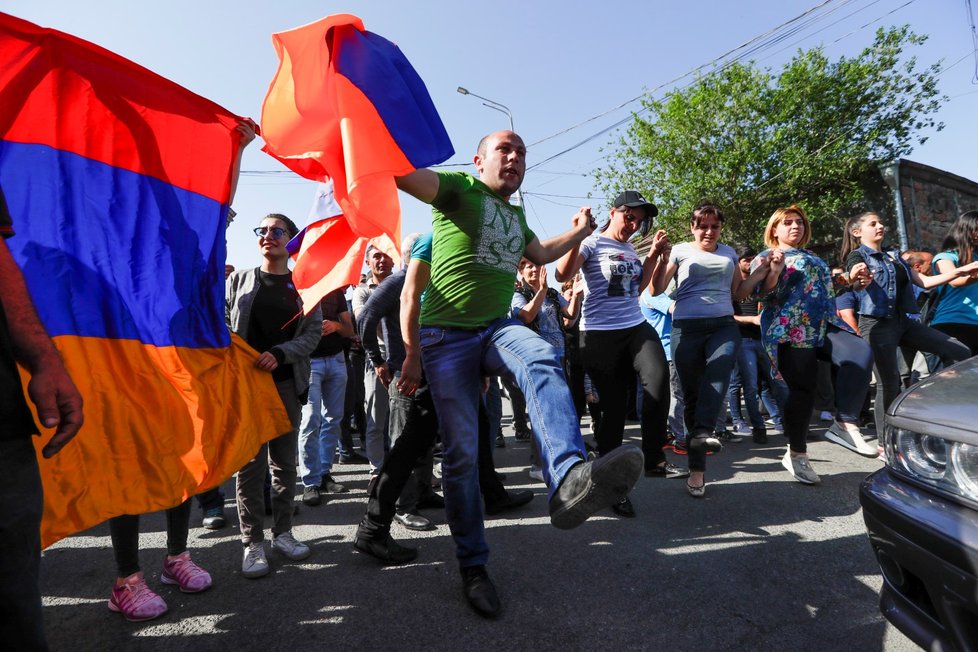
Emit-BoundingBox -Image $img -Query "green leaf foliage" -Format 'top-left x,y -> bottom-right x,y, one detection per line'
595,26 -> 946,249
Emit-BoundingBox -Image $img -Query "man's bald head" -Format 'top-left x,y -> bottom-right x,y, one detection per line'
473,131 -> 526,199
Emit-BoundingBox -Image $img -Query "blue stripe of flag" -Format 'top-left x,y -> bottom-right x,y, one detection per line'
0,140 -> 230,348
332,26 -> 454,169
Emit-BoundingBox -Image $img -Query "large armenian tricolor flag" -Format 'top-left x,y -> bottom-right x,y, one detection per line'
0,13 -> 290,546
261,14 -> 453,312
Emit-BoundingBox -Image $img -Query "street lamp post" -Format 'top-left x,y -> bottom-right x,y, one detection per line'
457,86 -> 523,209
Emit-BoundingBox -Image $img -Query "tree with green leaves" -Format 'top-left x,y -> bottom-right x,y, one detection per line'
595,26 -> 946,249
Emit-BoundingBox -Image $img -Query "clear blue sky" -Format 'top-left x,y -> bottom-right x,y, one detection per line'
7,0 -> 977,270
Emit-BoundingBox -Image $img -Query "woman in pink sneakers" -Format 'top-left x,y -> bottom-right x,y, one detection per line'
107,506 -> 212,621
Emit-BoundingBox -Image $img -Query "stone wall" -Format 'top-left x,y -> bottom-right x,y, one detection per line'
891,159 -> 978,253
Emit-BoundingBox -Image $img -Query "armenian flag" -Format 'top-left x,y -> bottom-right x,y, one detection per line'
261,14 -> 453,312
0,13 -> 290,547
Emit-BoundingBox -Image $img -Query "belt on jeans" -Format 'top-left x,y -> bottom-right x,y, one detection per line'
423,325 -> 484,332
313,351 -> 344,358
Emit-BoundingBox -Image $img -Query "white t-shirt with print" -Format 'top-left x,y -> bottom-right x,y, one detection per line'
578,233 -> 645,331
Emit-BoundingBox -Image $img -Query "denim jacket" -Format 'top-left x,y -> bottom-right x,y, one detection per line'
226,267 -> 322,399
850,245 -> 918,319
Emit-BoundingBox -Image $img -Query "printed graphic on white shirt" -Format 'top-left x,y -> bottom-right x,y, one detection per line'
604,251 -> 642,297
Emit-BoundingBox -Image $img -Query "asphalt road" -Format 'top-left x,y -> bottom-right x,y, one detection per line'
39,415 -> 918,652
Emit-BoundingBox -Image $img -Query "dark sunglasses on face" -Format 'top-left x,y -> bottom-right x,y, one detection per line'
615,208 -> 644,223
253,226 -> 289,239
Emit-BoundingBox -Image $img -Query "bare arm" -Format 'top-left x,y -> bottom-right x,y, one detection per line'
562,275 -> 584,325
397,259 -> 430,396
933,259 -> 978,289
395,169 -> 440,204
839,308 -> 860,335
639,230 -> 671,294
516,267 -> 550,325
228,119 -> 257,206
733,256 -> 771,301
733,314 -> 762,326
328,311 -> 355,339
650,254 -> 678,297
0,239 -> 83,457
554,247 -> 585,284
761,249 -> 785,294
526,207 -> 596,266
911,259 -> 978,289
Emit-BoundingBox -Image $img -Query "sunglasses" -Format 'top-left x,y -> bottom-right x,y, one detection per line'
615,207 -> 645,223
253,226 -> 289,239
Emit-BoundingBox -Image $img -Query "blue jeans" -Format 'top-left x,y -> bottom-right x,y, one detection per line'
671,317 -> 741,471
298,353 -> 347,487
734,338 -> 787,430
420,319 -> 587,567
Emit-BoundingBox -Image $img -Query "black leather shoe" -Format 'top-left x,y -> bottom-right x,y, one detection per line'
752,427 -> 768,444
339,451 -> 369,464
611,496 -> 636,518
461,565 -> 501,618
302,486 -> 322,506
688,433 -> 723,453
394,512 -> 435,531
353,534 -> 418,565
416,492 -> 445,510
485,489 -> 534,516
549,444 -> 643,530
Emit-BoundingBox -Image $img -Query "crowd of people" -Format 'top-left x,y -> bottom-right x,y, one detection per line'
5,127 -> 978,647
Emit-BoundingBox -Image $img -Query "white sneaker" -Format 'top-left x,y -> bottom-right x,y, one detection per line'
271,531 -> 311,561
819,411 -> 834,422
528,465 -> 545,483
782,450 -> 820,484
825,421 -> 879,458
242,542 -> 269,578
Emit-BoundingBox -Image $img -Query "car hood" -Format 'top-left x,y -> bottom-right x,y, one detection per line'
888,356 -> 978,442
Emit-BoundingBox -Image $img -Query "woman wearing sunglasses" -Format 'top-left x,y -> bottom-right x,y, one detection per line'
556,191 -> 685,519
226,214 -> 322,579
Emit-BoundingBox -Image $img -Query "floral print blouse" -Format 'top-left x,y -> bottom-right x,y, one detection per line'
750,247 -> 854,373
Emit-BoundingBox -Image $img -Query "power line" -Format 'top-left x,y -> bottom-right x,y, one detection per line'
520,194 -> 551,238
966,0 -> 978,82
525,0 -> 860,172
526,0 -> 848,150
527,0 -> 923,174
828,0 -> 917,45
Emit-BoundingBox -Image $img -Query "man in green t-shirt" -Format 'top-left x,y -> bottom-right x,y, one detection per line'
394,130 -> 643,618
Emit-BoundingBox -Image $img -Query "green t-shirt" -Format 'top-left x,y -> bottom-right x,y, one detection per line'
420,171 -> 536,328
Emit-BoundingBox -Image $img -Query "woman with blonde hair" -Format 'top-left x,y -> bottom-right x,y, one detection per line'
749,206 -> 876,484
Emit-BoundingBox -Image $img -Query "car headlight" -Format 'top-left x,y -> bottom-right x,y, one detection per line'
887,427 -> 978,503
894,429 -> 947,480
950,443 -> 978,496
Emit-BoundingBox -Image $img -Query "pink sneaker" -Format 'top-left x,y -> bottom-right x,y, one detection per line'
161,551 -> 213,593
108,571 -> 168,622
